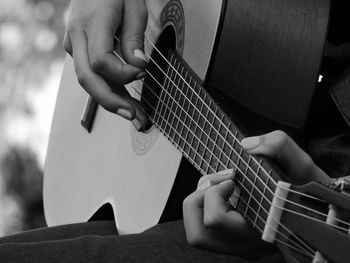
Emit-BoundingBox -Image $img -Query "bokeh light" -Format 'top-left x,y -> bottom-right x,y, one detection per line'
0,0 -> 69,236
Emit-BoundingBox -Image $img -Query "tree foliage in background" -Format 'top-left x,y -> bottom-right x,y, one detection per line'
1,146 -> 45,232
0,0 -> 69,235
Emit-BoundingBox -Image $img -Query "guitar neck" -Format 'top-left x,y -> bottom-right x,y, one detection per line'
145,50 -> 281,232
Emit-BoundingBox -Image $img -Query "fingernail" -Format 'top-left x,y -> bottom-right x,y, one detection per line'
197,180 -> 212,191
241,136 -> 261,150
116,109 -> 133,121
219,180 -> 233,185
132,118 -> 142,131
218,168 -> 234,176
134,49 -> 148,62
136,72 -> 146,80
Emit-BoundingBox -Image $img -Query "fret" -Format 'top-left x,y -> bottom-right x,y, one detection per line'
174,67 -> 184,145
177,70 -> 189,150
240,155 -> 251,209
231,131 -> 239,170
243,173 -> 256,218
187,76 -> 198,163
172,64 -> 185,144
202,97 -> 211,133
224,123 -> 233,168
213,112 -> 225,171
182,75 -> 195,156
153,54 -> 172,126
190,81 -> 203,169
164,59 -> 180,136
157,55 -> 175,130
196,93 -> 208,170
208,107 -> 219,171
191,81 -> 201,133
207,104 -> 218,157
221,122 -> 231,169
254,165 -> 269,227
227,138 -> 234,170
154,71 -> 169,127
190,81 -> 198,133
166,60 -> 181,139
199,100 -> 212,172
229,145 -> 244,209
244,158 -> 259,218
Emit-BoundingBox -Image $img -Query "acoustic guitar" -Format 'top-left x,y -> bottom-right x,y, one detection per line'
44,0 -> 350,262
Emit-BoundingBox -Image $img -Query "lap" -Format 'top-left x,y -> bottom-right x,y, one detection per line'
0,220 -> 283,263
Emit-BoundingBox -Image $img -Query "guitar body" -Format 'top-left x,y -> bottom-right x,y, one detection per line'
44,0 -> 224,234
44,0 -> 329,239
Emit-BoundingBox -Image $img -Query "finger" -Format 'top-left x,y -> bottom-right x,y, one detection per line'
241,130 -> 331,184
197,169 -> 234,190
86,11 -> 143,85
183,186 -> 261,254
130,98 -> 150,131
183,190 -> 232,251
69,28 -> 136,119
121,0 -> 148,67
203,181 -> 259,241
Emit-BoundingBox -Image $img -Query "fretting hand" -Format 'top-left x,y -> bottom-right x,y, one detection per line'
183,130 -> 332,256
63,0 -> 149,131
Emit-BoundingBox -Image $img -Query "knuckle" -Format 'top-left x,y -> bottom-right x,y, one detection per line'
197,176 -> 207,187
203,212 -> 222,229
301,154 -> 315,172
90,53 -> 108,73
75,70 -> 89,88
126,33 -> 145,47
270,130 -> 289,151
272,130 -> 288,142
183,195 -> 194,208
100,100 -> 117,113
186,234 -> 203,247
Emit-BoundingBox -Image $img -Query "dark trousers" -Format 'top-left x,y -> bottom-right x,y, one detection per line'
0,220 -> 282,262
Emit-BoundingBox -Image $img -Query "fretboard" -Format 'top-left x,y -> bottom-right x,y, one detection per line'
146,50 -> 280,232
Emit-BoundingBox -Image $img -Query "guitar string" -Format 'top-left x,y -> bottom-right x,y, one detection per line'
143,35 -> 277,185
144,68 -> 350,232
144,51 -> 337,215
129,79 -> 316,256
229,175 -> 315,255
114,47 -> 350,232
111,35 -> 346,258
110,40 -> 350,251
142,35 -> 330,205
134,69 -> 350,234
115,35 -> 327,205
144,86 -> 314,257
235,196 -> 315,257
144,47 -> 279,192
128,37 -> 350,230
114,35 -> 279,190
142,35 -> 335,205
112,45 -> 350,233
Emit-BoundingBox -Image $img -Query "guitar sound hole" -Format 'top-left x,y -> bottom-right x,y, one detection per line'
142,26 -> 176,129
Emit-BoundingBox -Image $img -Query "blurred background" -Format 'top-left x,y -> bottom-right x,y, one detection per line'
0,0 -> 69,236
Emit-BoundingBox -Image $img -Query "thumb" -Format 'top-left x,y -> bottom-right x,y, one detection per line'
121,0 -> 148,68
241,130 -> 331,184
